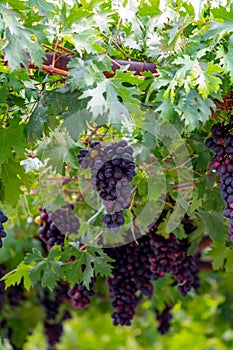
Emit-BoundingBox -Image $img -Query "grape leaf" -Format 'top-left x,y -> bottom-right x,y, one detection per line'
1,262 -> 32,291
217,37 -> 233,84
1,0 -> 30,11
28,260 -> 63,291
87,247 -> 114,278
62,245 -> 114,288
211,4 -> 233,20
0,160 -> 32,207
27,86 -> 82,143
137,0 -> 161,16
207,241 -> 226,270
193,62 -> 222,98
203,20 -> 233,40
62,28 -> 104,56
37,129 -> 79,172
198,211 -> 227,243
25,248 -> 63,291
225,249 -> 233,272
156,96 -> 177,122
176,90 -> 215,131
0,3 -> 45,70
164,55 -> 196,101
80,68 -> 143,124
62,251 -> 90,288
0,118 -> 27,166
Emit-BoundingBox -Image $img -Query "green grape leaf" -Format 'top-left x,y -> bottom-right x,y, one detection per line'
217,37 -> 233,84
225,248 -> 233,272
25,248 -> 63,291
207,241 -> 226,270
194,62 -> 222,98
137,0 -> 161,16
0,4 -> 45,70
211,5 -> 233,21
62,245 -> 113,288
1,262 -> 32,291
198,211 -> 227,243
0,118 -> 27,166
87,247 -> 114,278
156,96 -> 177,122
80,68 -> 143,124
203,20 -> 233,40
0,160 -> 32,207
62,28 -> 105,56
1,0 -> 30,11
37,129 -> 79,173
27,86 -> 82,143
176,90 -> 215,131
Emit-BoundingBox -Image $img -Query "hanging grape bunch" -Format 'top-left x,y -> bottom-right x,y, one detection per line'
38,205 -> 79,249
37,283 -> 71,349
155,305 -> 173,335
205,120 -> 233,240
67,277 -> 96,309
0,209 -> 8,248
104,211 -> 200,327
77,140 -> 136,232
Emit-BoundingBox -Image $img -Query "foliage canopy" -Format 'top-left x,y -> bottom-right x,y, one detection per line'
1,0 -> 233,349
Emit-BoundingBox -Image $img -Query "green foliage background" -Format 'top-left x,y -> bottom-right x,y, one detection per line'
1,0 -> 233,348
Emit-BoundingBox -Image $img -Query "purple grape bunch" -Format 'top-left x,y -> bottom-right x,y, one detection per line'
205,121 -> 233,240
67,277 -> 95,309
38,205 -> 79,249
155,305 -> 173,334
104,211 -> 200,327
0,209 -> 8,248
77,140 -> 136,232
37,283 -> 71,349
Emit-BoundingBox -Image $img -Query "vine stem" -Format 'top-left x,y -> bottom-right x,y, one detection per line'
196,260 -> 213,271
41,64 -> 69,76
197,236 -> 213,252
87,204 -> 105,225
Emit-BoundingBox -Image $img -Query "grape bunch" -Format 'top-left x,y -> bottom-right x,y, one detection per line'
105,241 -> 146,326
155,305 -> 173,334
205,121 -> 233,240
37,283 -> 71,349
48,204 -> 80,235
148,223 -> 200,297
104,210 -> 200,327
0,209 -> 8,248
67,278 -> 95,309
77,140 -> 136,232
38,205 -> 79,249
44,322 -> 63,350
